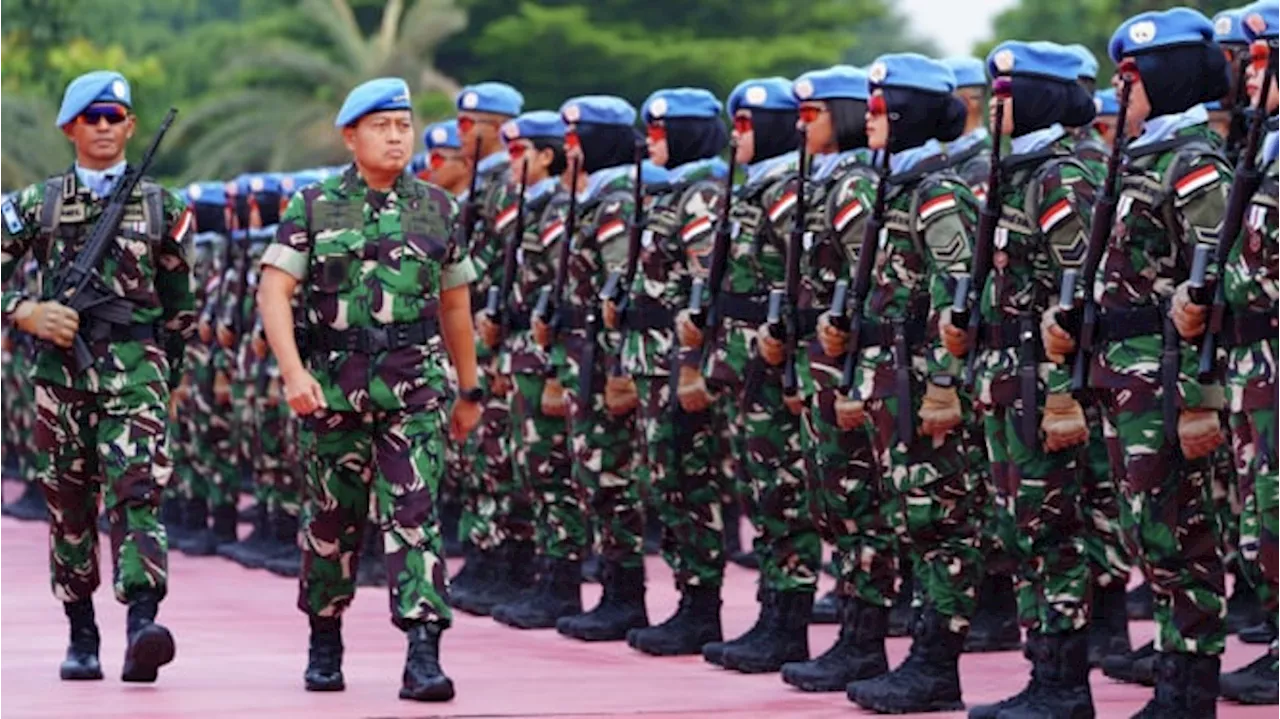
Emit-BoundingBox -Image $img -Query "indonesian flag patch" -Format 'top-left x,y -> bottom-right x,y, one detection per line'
833,199 -> 864,233
596,218 -> 626,244
680,215 -> 713,243
767,190 -> 798,223
171,207 -> 194,240
1174,165 -> 1220,198
1038,198 -> 1072,234
494,204 -> 518,234
918,193 -> 957,222
539,219 -> 565,247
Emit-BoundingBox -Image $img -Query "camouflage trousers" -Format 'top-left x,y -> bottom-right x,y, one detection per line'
1080,396 -> 1132,589
1230,405 -> 1278,615
865,388 -> 983,628
297,405 -> 451,628
5,348 -> 39,485
801,377 -> 898,608
194,383 -> 238,509
983,402 -> 1090,634
254,384 -> 302,517
1099,386 -> 1226,655
35,382 -> 170,604
639,373 -> 727,584
511,372 -> 583,560
570,367 -> 642,568
743,360 -> 820,594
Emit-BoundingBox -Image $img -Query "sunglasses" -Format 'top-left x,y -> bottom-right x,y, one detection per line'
646,123 -> 666,142
867,95 -> 888,117
456,115 -> 499,134
565,130 -> 581,151
429,151 -> 460,170
732,116 -> 753,134
798,105 -> 828,124
79,105 -> 129,126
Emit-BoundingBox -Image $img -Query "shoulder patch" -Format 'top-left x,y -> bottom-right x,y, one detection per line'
2,197 -> 24,234
918,192 -> 958,222
494,203 -> 519,234
833,199 -> 865,233
1174,164 -> 1220,198
1038,198 -> 1072,234
539,219 -> 566,247
596,217 -> 627,244
767,190 -> 798,223
680,215 -> 714,243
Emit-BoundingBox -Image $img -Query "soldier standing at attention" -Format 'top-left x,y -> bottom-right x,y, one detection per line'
1,70 -> 195,683
257,77 -> 482,702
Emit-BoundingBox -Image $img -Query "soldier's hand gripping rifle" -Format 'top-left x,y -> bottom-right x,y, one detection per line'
1193,40 -> 1276,380
685,138 -> 738,374
486,156 -> 530,348
1059,59 -> 1138,391
838,123 -> 893,395
772,130 -> 808,398
534,155 -> 582,349
44,107 -> 177,372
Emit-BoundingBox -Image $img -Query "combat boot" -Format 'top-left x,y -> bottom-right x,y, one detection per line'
729,549 -> 760,569
556,561 -> 648,641
1131,651 -> 1219,718
449,543 -> 498,608
216,501 -> 272,568
1088,581 -> 1131,666
723,499 -> 743,558
811,589 -> 840,625
888,567 -> 917,637
722,590 -> 811,673
355,524 -> 386,587
971,629 -> 1094,719
1239,618 -> 1277,644
782,595 -> 889,692
60,598 -> 103,681
847,606 -> 966,714
121,590 -> 175,683
627,584 -> 722,656
263,511 -> 302,578
399,622 -> 454,701
643,512 -> 662,556
491,557 -> 581,629
159,496 -> 183,533
1126,581 -> 1153,620
172,497 -> 205,546
1226,577 -> 1264,634
1220,652 -> 1279,705
453,540 -> 535,616
702,588 -> 774,666
1101,640 -> 1157,686
3,482 -> 49,521
304,616 -> 344,691
964,573 -> 1021,652
440,500 -> 462,558
179,503 -> 237,557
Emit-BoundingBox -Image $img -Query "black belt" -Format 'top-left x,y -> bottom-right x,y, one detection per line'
718,292 -> 771,324
983,318 -> 1037,350
508,312 -> 531,332
1097,306 -> 1163,343
84,321 -> 157,343
797,308 -> 822,337
1225,309 -> 1279,348
623,301 -> 673,331
556,306 -> 588,330
312,317 -> 439,353
857,318 -> 925,350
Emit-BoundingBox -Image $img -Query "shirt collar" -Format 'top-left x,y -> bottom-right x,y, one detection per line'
1130,104 -> 1209,150
668,157 -> 728,184
1010,124 -> 1066,156
950,127 -> 990,155
886,139 -> 944,175
578,164 -> 633,204
478,150 -> 510,176
745,151 -> 798,187
74,160 -> 128,197
810,149 -> 862,182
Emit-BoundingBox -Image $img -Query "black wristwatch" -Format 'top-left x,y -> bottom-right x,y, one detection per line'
459,386 -> 485,403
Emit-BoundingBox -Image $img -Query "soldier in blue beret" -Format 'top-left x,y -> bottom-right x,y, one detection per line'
258,76 -> 482,702
421,120 -> 470,197
1216,8 -> 1260,157
1092,88 -> 1121,146
454,80 -> 522,201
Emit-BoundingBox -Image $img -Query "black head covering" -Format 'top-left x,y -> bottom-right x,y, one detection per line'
578,122 -> 641,173
665,117 -> 729,167
1133,42 -> 1231,117
883,87 -> 967,152
748,108 -> 801,162
828,98 -> 870,151
1011,76 -> 1097,136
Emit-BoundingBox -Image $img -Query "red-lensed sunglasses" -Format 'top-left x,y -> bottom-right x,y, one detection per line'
78,104 -> 129,126
508,141 -> 527,160
646,124 -> 666,142
798,105 -> 827,124
867,95 -> 888,117
457,115 -> 499,134
1250,41 -> 1271,71
565,130 -> 581,150
428,151 -> 452,170
733,116 -> 753,134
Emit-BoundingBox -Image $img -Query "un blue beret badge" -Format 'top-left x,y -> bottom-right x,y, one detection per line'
867,62 -> 888,84
563,104 -> 581,123
461,92 -> 479,110
1129,21 -> 1157,44
794,79 -> 814,100
993,49 -> 1016,74
648,97 -> 668,119
745,86 -> 768,106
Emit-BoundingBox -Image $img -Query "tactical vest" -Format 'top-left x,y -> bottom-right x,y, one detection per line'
38,171 -> 165,265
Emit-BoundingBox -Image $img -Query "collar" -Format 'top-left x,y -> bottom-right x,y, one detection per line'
1130,105 -> 1209,150
578,163 -> 634,204
478,150 -> 510,176
886,139 -> 944,175
1010,124 -> 1066,156
74,160 -> 128,197
668,157 -> 728,184
525,176 -> 558,204
1262,128 -> 1279,167
745,151 -> 797,187
339,163 -> 414,200
810,149 -> 862,182
950,127 -> 990,155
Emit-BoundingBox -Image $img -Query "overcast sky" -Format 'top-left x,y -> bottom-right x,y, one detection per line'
900,0 -> 1021,57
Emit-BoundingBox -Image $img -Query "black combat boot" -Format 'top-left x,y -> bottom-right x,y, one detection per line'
449,543 -> 498,608
627,584 -> 722,656
723,499 -> 743,559
355,524 -> 386,587
453,540 -> 535,616
1102,640 -> 1157,686
173,497 -> 206,546
491,557 -> 582,629
722,590 -> 812,673
1239,617 -> 1278,644
847,606 -> 966,714
581,552 -> 603,583
702,588 -> 773,666
1220,651 -> 1279,705
304,616 -> 344,691
3,482 -> 49,521
180,503 -> 237,557
1131,651 -> 1220,718
60,599 -> 103,681
964,573 -> 1021,652
730,549 -> 760,569
159,496 -> 183,533
811,589 -> 840,625
557,561 -> 648,641
1226,577 -> 1265,634
263,511 -> 302,577
970,629 -> 1095,719
1126,581 -> 1154,620
440,500 -> 462,558
643,512 -> 662,556
399,622 -> 454,701
216,501 -> 272,568
888,567 -> 917,637
782,595 -> 889,692
1088,581 -> 1132,666
121,590 -> 175,683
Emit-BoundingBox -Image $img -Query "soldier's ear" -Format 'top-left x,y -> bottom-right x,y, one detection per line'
342,126 -> 358,153
125,114 -> 137,141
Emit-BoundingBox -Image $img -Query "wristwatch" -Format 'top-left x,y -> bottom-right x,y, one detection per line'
459,386 -> 485,403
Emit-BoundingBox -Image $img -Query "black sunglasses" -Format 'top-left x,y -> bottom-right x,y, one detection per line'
79,105 -> 130,126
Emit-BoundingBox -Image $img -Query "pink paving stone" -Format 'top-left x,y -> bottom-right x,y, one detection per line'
1,507 -> 1275,718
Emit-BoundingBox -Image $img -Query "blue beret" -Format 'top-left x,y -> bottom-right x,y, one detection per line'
409,153 -> 428,174
423,120 -> 462,150
1213,9 -> 1250,45
1065,44 -> 1100,79
793,65 -> 870,102
641,88 -> 723,123
988,41 -> 1085,83
867,53 -> 957,95
1242,0 -> 1279,41
502,110 -> 566,142
1109,8 -> 1217,62
56,71 -> 131,127
1205,99 -> 1226,110
1094,89 -> 1120,116
560,95 -> 637,127
235,173 -> 281,197
185,182 -> 226,207
456,82 -> 523,117
727,77 -> 798,114
942,57 -> 988,88
281,169 -> 328,196
336,77 -> 412,127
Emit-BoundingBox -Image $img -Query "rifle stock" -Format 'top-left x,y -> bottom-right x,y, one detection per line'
841,136 -> 893,397
780,134 -> 808,397
692,140 -> 738,375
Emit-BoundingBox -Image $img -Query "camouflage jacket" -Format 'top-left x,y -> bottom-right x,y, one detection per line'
1090,122 -> 1230,409
494,177 -> 567,376
948,129 -> 993,204
1070,125 -> 1109,179
1223,146 -> 1277,412
261,165 -> 476,413
622,158 -> 726,378
467,155 -> 513,362
851,148 -> 979,400
972,136 -> 1099,404
1,168 -> 196,392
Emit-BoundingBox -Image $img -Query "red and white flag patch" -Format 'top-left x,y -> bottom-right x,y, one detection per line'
494,204 -> 518,234
680,215 -> 713,243
596,218 -> 626,244
1038,198 -> 1072,234
1174,165 -> 1220,198
833,200 -> 864,233
539,219 -> 565,247
767,190 -> 798,223
171,208 -> 194,241
918,193 -> 957,222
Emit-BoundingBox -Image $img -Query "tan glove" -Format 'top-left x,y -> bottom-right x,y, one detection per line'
13,300 -> 80,349
489,372 -> 512,398
1170,282 -> 1207,341
757,323 -> 785,366
783,392 -> 806,416
216,324 -> 235,350
677,364 -> 713,413
603,299 -> 620,331
198,317 -> 214,345
676,309 -> 704,349
835,396 -> 867,430
604,374 -> 639,416
532,316 -> 552,349
477,312 -> 501,350
939,308 -> 969,359
1041,306 -> 1077,364
1178,408 -> 1224,460
541,377 -> 568,417
213,370 -> 232,406
817,312 -> 849,358
1041,392 -> 1088,453
918,382 -> 962,438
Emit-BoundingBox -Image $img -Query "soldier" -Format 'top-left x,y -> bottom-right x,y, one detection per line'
1214,7 -> 1254,161
421,121 -> 470,196
838,54 -> 982,715
1093,90 -> 1120,146
1,70 -> 194,683
940,40 -> 1102,718
1041,9 -> 1233,716
1174,0 -> 1279,705
1066,45 -> 1112,176
1,256 -> 47,521
257,77 -> 482,701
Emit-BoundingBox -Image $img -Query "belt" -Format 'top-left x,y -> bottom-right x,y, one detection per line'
857,318 -> 925,350
797,308 -> 822,337
1097,306 -> 1163,343
556,306 -> 588,331
717,292 -> 771,324
982,318 -> 1038,350
83,321 -> 157,343
623,301 -> 673,331
508,312 -> 531,332
1226,309 -> 1279,348
312,317 -> 439,353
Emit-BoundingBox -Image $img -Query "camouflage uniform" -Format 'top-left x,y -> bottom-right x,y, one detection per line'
262,166 -> 475,628
1,170 -> 196,603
